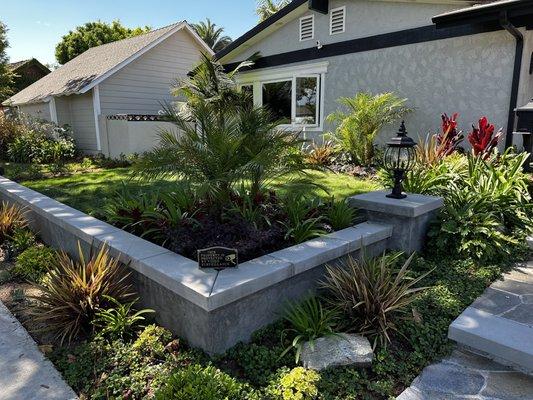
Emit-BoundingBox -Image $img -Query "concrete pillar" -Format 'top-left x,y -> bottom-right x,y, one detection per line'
349,190 -> 444,253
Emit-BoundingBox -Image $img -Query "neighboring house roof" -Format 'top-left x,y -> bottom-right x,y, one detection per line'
4,21 -> 213,106
8,58 -> 50,74
433,0 -> 533,26
216,0 -> 483,62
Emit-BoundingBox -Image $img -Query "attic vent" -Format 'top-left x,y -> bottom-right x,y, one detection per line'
330,6 -> 346,35
300,15 -> 314,41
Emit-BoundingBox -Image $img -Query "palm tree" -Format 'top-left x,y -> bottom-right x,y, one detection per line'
256,0 -> 291,22
192,19 -> 232,53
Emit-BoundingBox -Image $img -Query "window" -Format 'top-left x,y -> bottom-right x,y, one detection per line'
330,6 -> 346,35
295,77 -> 319,125
262,80 -> 292,124
299,15 -> 314,41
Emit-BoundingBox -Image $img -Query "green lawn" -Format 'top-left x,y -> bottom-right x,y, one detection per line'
6,165 -> 380,215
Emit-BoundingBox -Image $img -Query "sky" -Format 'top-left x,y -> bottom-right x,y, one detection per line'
2,0 -> 259,66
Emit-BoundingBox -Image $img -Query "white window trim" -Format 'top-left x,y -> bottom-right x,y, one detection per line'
237,62 -> 328,131
330,6 -> 346,35
299,14 -> 315,42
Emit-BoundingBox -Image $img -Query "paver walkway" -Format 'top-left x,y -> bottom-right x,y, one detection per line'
0,301 -> 77,400
398,348 -> 533,399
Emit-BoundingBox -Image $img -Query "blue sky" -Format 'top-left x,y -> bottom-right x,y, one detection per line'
3,0 -> 258,66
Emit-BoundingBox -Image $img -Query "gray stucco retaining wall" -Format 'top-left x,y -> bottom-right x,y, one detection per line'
0,176 -> 392,354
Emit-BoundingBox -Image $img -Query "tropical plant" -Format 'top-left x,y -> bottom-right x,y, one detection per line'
280,296 -> 339,362
55,20 -> 150,64
468,116 -> 503,158
281,194 -> 326,243
304,140 -> 336,166
155,364 -> 249,400
9,227 -> 36,253
0,21 -> 14,103
30,243 -> 134,344
327,92 -> 411,165
192,19 -> 232,52
12,245 -> 57,282
92,296 -> 154,341
436,113 -> 464,157
0,201 -> 27,243
267,367 -> 320,400
256,0 -> 291,22
322,252 -> 430,348
324,198 -> 356,230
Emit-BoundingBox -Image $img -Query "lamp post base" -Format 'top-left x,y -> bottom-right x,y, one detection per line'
386,192 -> 407,199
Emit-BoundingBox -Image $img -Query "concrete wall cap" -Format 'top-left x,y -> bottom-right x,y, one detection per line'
349,190 -> 444,218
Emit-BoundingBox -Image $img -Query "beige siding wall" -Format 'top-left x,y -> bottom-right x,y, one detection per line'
18,102 -> 51,121
55,97 -> 71,126
68,92 -> 97,151
99,29 -> 204,115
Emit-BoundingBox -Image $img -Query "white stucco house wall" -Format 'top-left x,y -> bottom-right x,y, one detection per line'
217,0 -> 533,150
2,21 -> 213,155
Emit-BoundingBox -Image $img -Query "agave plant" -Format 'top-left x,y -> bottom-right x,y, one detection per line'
321,252 -> 430,348
30,243 -> 134,344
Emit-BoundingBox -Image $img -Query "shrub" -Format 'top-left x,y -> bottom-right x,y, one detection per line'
322,252 -> 430,347
326,92 -> 411,165
0,116 -> 25,155
132,324 -> 173,359
12,245 -> 56,282
155,364 -> 249,400
281,194 -> 326,244
280,296 -> 339,362
9,228 -> 35,253
468,116 -> 503,158
267,367 -> 320,400
30,243 -> 134,344
324,198 -> 356,231
92,296 -> 154,341
304,140 -> 335,166
0,201 -> 28,244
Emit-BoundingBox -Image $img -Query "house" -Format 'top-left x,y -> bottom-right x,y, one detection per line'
216,0 -> 533,150
2,21 -> 213,155
8,58 -> 51,95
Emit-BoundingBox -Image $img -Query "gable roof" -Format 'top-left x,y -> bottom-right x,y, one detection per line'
4,22 -> 213,106
216,0 -> 481,63
9,58 -> 50,75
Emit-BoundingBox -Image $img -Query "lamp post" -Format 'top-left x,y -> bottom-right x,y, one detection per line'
383,121 -> 417,199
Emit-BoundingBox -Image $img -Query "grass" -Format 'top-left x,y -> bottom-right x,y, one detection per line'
2,163 -> 381,216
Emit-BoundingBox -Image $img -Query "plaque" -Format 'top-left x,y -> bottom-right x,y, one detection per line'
197,246 -> 238,270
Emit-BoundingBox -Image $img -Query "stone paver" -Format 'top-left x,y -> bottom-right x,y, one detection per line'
0,301 -> 77,400
397,349 -> 533,400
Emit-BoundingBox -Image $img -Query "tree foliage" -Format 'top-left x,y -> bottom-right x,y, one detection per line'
55,20 -> 150,64
256,0 -> 291,22
192,19 -> 232,53
0,21 -> 14,102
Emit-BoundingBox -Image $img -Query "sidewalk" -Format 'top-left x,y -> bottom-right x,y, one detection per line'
0,301 -> 77,400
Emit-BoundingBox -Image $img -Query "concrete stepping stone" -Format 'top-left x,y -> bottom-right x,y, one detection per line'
0,301 -> 77,400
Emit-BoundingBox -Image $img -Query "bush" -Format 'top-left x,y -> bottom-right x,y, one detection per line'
266,367 -> 320,400
30,243 -> 133,344
155,364 -> 250,400
0,201 -> 28,244
9,228 -> 36,253
12,245 -> 56,282
132,324 -> 173,358
322,252 -> 430,347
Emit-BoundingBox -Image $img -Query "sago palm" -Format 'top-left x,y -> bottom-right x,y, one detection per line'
192,19 -> 232,53
327,92 -> 411,165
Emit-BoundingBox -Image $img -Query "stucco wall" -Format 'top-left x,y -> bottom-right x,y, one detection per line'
99,29 -> 204,116
231,0 -> 462,61
235,29 -> 516,147
18,101 -> 50,121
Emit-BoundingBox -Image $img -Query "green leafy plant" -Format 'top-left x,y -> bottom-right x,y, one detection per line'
9,227 -> 36,253
267,367 -> 320,400
132,324 -> 173,358
327,92 -> 411,165
304,140 -> 336,166
155,364 -> 250,400
92,296 -> 154,340
30,243 -> 134,344
280,296 -> 339,363
0,201 -> 28,244
281,194 -> 326,244
325,198 -> 356,230
322,252 -> 430,348
12,245 -> 56,282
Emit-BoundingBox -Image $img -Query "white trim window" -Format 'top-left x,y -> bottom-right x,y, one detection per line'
238,62 -> 327,130
330,6 -> 346,35
299,15 -> 314,41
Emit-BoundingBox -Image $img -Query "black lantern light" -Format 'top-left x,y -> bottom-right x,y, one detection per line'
383,121 -> 417,199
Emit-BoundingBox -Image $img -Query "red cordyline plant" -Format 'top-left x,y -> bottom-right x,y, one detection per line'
468,116 -> 503,158
436,113 -> 464,157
